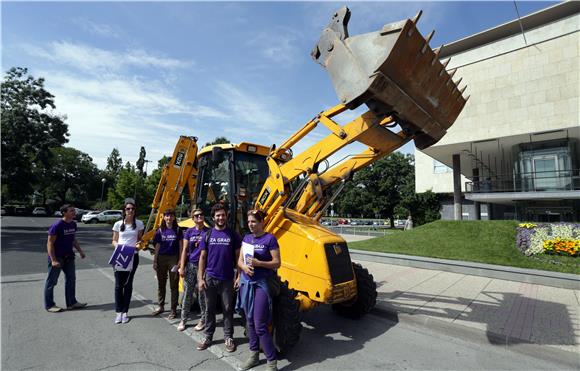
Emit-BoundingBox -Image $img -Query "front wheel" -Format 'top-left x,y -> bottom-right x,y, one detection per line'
89,218 -> 98,224
272,280 -> 302,354
332,262 -> 377,319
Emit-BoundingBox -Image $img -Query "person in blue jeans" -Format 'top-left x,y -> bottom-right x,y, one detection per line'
196,203 -> 241,353
237,210 -> 281,371
44,204 -> 87,313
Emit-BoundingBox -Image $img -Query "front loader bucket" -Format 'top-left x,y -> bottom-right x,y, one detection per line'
312,7 -> 468,149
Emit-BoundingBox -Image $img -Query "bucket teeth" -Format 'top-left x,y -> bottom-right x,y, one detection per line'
431,46 -> 443,65
407,9 -> 423,37
421,30 -> 435,54
459,85 -> 467,95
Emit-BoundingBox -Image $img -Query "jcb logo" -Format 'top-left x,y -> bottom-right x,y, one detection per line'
333,244 -> 342,255
174,151 -> 185,168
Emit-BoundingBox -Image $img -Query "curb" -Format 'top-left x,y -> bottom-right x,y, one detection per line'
350,249 -> 580,290
370,303 -> 580,368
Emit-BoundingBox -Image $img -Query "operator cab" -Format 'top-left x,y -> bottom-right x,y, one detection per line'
195,142 -> 271,234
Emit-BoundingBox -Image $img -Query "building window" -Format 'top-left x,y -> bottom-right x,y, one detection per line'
433,160 -> 452,174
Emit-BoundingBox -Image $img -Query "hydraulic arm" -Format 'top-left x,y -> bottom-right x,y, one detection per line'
138,136 -> 199,249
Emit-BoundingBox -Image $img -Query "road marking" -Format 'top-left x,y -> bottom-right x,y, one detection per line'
90,262 -> 242,370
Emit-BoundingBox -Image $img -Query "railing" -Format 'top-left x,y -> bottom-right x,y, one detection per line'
465,169 -> 580,193
327,225 -> 395,237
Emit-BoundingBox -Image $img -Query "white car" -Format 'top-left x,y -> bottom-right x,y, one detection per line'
32,207 -> 47,216
82,210 -> 123,224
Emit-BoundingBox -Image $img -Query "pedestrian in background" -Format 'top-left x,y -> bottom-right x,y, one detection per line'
44,204 -> 87,313
404,215 -> 413,231
111,199 -> 144,324
152,208 -> 182,319
196,203 -> 241,353
237,210 -> 280,371
177,208 -> 209,332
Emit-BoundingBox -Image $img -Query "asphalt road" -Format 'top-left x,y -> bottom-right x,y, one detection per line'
1,216 -> 574,370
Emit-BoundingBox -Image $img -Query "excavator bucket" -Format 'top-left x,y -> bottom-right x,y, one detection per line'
312,7 -> 468,149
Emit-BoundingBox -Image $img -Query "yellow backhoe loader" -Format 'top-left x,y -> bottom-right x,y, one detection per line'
141,7 -> 468,352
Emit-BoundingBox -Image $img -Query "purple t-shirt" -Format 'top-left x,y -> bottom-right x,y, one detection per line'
183,226 -> 208,264
200,228 -> 241,281
47,219 -> 77,259
242,233 -> 279,281
153,227 -> 182,255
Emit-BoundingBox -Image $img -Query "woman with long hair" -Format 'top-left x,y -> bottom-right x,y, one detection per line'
237,209 -> 281,371
111,200 -> 144,324
177,208 -> 209,332
151,209 -> 182,319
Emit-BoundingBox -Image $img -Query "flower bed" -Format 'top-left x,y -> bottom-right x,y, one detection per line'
516,222 -> 580,257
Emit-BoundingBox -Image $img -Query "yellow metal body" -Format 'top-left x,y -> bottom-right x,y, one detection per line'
139,136 -> 199,250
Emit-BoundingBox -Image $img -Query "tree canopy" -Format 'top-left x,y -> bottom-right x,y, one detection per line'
1,67 -> 69,200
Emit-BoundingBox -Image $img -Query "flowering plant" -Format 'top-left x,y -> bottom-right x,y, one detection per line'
516,222 -> 580,257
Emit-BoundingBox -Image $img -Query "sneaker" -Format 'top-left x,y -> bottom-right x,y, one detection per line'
240,351 -> 259,370
67,302 -> 87,310
224,337 -> 236,353
121,312 -> 130,324
168,310 -> 177,320
177,320 -> 186,332
266,360 -> 278,371
194,321 -> 204,331
196,337 -> 212,351
152,306 -> 164,316
115,313 -> 123,324
47,306 -> 63,313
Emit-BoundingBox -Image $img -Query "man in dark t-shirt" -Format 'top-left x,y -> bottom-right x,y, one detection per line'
197,203 -> 241,353
44,204 -> 87,312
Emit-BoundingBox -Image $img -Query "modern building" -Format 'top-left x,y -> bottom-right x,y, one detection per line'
415,1 -> 579,222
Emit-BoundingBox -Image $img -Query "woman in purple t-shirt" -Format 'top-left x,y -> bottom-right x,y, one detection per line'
177,208 -> 208,332
237,210 -> 281,371
151,209 -> 182,319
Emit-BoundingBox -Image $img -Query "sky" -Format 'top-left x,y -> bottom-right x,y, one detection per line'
2,1 -> 558,170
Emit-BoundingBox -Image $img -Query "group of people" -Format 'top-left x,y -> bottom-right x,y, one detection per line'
44,201 -> 280,371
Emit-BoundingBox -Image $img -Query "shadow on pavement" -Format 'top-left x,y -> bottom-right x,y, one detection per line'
378,290 -> 577,347
281,307 -> 397,370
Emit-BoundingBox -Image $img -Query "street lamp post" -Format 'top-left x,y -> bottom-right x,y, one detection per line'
100,178 -> 107,203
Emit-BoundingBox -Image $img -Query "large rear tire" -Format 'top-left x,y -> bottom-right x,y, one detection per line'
332,262 -> 377,319
272,280 -> 302,354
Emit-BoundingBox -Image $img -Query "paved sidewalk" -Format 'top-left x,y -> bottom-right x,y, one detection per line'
357,259 -> 580,355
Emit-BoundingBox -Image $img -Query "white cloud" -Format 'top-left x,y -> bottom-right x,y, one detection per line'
23,41 -> 192,75
245,27 -> 303,66
213,80 -> 284,130
72,18 -> 121,39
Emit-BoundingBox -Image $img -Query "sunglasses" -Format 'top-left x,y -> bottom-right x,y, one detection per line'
125,207 -> 135,211
193,214 -> 203,218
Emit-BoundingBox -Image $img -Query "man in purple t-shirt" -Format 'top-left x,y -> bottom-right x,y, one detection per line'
44,204 -> 87,313
197,204 -> 241,353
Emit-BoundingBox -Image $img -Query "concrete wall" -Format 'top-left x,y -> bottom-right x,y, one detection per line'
438,14 -> 579,146
415,13 -> 579,194
415,149 -> 469,193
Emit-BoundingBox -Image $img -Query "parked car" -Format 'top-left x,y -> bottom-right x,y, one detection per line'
53,211 -> 62,217
32,207 -> 48,216
82,210 -> 122,224
394,219 -> 406,229
74,208 -> 90,221
1,207 -> 6,216
14,206 -> 28,216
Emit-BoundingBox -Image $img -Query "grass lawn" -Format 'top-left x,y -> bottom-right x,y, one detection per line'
349,220 -> 579,274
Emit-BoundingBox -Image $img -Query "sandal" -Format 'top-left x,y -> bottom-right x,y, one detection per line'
152,306 -> 164,316
168,310 -> 177,320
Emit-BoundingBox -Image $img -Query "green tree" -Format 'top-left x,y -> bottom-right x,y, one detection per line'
108,162 -> 139,209
203,136 -> 230,147
1,67 -> 69,200
35,147 -> 100,204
